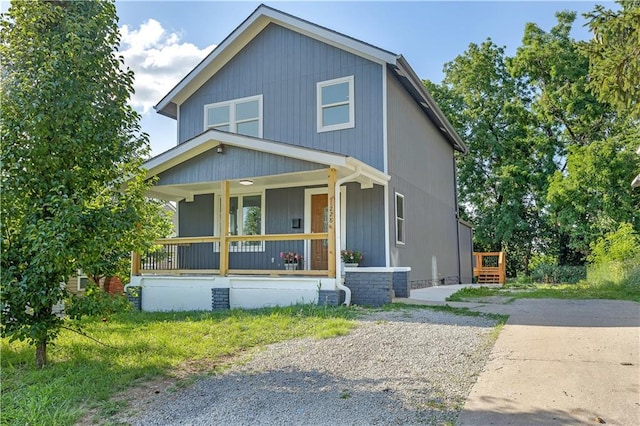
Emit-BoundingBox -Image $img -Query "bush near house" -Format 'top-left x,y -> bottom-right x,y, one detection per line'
530,264 -> 586,284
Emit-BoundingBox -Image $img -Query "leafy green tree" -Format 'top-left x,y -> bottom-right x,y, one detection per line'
510,11 -> 639,259
1,0 -> 166,367
77,196 -> 172,287
589,222 -> 640,264
582,1 -> 640,118
425,40 -> 555,275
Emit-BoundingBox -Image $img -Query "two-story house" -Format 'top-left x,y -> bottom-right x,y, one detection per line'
129,4 -> 473,311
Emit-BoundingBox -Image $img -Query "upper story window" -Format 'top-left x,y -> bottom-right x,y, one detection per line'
395,192 -> 405,245
204,95 -> 263,138
317,76 -> 354,132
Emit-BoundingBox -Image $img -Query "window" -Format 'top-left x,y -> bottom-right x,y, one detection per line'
395,193 -> 405,245
77,273 -> 90,292
215,193 -> 265,251
204,95 -> 263,137
317,76 -> 354,132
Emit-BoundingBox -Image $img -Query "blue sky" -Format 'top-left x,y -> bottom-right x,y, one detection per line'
3,1 -> 611,155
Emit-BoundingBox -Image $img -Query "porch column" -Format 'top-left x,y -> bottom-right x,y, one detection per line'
131,251 -> 140,276
219,180 -> 229,276
327,167 -> 337,278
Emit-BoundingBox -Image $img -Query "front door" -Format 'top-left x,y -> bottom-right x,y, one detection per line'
311,194 -> 328,270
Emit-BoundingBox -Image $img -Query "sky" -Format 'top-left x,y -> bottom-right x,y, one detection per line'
2,0 -> 612,156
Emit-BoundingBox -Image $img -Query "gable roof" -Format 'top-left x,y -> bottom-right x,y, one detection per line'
144,128 -> 390,186
154,4 -> 467,154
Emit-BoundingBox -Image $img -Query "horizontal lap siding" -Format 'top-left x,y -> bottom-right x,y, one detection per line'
156,146 -> 324,186
178,24 -> 384,171
387,71 -> 460,284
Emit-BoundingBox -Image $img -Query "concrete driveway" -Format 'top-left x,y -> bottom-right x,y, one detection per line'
400,289 -> 640,425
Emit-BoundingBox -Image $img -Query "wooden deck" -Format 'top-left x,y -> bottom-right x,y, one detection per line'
473,252 -> 506,284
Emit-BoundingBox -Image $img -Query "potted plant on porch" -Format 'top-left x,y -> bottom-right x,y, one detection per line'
280,251 -> 302,270
341,249 -> 363,267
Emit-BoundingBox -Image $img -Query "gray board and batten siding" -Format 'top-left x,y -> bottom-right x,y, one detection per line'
177,23 -> 385,171
386,70 -> 461,285
156,145 -> 325,187
344,182 -> 386,267
457,221 -> 474,283
177,186 -> 387,271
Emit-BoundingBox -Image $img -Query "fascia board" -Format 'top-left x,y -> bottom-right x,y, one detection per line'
345,157 -> 390,185
261,7 -> 396,65
155,5 -> 397,116
143,129 -> 351,178
396,56 -> 468,154
217,131 -> 349,168
155,13 -> 270,116
143,132 -> 220,177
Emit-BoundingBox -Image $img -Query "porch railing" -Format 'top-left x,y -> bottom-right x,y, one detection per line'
132,232 -> 331,277
473,251 -> 506,284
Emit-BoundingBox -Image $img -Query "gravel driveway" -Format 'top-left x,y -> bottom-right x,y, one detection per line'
121,308 -> 500,425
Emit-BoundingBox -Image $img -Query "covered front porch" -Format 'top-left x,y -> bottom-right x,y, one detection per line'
129,130 -> 409,310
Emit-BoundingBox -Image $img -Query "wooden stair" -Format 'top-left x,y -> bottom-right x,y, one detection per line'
473,252 -> 506,284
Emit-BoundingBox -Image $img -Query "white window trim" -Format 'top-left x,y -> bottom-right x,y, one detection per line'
204,94 -> 263,138
214,190 -> 266,252
77,270 -> 90,292
395,192 -> 405,246
316,75 -> 355,133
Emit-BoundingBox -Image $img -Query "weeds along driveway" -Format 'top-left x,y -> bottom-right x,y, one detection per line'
115,308 -> 503,426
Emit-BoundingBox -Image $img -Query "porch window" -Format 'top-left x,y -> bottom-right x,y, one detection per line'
317,76 -> 354,132
217,193 -> 265,251
204,95 -> 263,138
395,192 -> 405,245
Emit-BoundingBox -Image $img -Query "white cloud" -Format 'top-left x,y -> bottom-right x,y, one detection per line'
119,19 -> 215,114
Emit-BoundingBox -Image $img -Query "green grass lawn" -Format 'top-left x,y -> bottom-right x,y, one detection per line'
1,305 -> 357,425
447,279 -> 640,303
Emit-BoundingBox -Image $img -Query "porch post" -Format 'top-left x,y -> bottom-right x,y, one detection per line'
220,180 -> 229,276
327,167 -> 337,278
131,251 -> 140,276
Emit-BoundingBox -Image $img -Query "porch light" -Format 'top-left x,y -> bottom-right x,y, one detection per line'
216,144 -> 224,154
239,179 -> 254,186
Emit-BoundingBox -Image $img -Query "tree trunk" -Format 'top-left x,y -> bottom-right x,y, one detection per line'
35,338 -> 47,368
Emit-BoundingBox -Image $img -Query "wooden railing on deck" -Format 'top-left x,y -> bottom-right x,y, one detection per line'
133,233 -> 331,277
473,252 -> 506,284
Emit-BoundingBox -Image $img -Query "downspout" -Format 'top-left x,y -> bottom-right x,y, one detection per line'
334,167 -> 362,306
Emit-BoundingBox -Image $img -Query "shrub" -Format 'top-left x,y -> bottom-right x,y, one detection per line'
588,223 -> 640,264
531,264 -> 586,284
528,254 -> 557,273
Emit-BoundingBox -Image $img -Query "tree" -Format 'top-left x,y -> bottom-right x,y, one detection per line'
1,0 -> 166,367
582,1 -> 640,119
425,40 -> 555,276
510,11 -> 640,259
